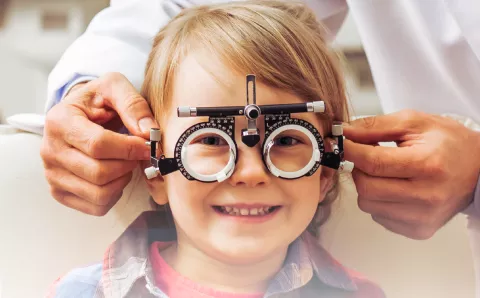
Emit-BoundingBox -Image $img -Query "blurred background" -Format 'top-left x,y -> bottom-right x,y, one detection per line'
0,0 -> 108,122
0,1 -> 475,298
0,0 -> 382,122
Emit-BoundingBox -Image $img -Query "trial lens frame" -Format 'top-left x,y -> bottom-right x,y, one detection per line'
144,75 -> 353,182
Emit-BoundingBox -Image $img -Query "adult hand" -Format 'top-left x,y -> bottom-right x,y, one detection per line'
343,110 -> 480,240
41,73 -> 159,216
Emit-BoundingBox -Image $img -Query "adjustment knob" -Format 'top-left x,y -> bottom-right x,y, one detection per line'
150,129 -> 161,142
244,105 -> 261,120
339,161 -> 354,173
145,166 -> 159,179
312,101 -> 325,113
332,123 -> 343,137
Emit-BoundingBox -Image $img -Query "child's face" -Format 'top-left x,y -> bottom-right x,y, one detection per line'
147,53 -> 331,264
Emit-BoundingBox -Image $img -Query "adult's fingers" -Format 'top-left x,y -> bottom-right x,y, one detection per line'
103,114 -> 127,132
55,146 -> 138,185
352,169 -> 418,202
51,189 -> 121,217
357,199 -> 431,227
87,73 -> 160,138
63,113 -> 150,160
344,139 -> 425,178
343,110 -> 427,144
46,167 -> 133,206
371,215 -> 436,240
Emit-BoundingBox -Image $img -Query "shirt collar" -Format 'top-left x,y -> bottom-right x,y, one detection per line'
99,210 -> 358,297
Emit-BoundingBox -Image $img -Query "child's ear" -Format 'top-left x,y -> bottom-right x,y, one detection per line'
138,160 -> 168,205
319,166 -> 335,199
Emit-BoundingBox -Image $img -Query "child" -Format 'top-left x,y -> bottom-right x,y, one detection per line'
48,1 -> 385,297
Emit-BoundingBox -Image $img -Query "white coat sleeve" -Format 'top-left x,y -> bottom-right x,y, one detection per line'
45,0 -> 349,113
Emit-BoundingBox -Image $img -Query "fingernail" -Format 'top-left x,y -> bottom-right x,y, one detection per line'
139,117 -> 157,133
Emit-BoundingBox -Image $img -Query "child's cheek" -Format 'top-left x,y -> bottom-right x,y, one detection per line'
287,174 -> 322,204
164,176 -> 207,214
165,177 -> 216,236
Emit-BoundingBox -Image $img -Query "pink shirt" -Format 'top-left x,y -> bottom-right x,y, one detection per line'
150,241 -> 265,298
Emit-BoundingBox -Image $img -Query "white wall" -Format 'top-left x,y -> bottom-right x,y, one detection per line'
0,47 -> 46,122
334,13 -> 364,50
0,0 -> 108,122
333,14 -> 383,117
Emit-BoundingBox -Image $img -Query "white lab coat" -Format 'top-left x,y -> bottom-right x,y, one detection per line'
45,0 -> 480,295
46,0 -> 480,124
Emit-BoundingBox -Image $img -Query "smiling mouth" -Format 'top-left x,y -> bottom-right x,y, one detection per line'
212,206 -> 282,216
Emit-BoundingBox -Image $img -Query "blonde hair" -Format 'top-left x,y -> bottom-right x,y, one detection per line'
142,0 -> 350,236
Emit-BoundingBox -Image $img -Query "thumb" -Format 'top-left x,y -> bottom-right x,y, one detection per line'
343,111 -> 423,144
90,73 -> 160,139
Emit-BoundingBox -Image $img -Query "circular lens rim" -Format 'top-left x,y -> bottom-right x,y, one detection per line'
181,127 -> 237,182
262,119 -> 323,179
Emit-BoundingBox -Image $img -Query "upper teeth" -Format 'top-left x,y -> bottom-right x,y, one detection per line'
220,206 -> 274,216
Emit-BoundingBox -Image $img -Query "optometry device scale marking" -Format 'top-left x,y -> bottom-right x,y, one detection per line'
145,75 -> 354,183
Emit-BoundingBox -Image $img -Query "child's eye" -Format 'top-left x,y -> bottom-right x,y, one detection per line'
274,136 -> 299,146
199,136 -> 227,146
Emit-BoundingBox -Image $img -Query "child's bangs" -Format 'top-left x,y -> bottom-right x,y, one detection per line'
145,1 -> 349,132
182,4 -> 322,102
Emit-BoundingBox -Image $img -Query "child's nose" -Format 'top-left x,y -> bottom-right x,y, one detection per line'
228,146 -> 271,187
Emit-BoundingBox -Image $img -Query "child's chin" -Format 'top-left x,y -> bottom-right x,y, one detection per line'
208,237 -> 284,265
